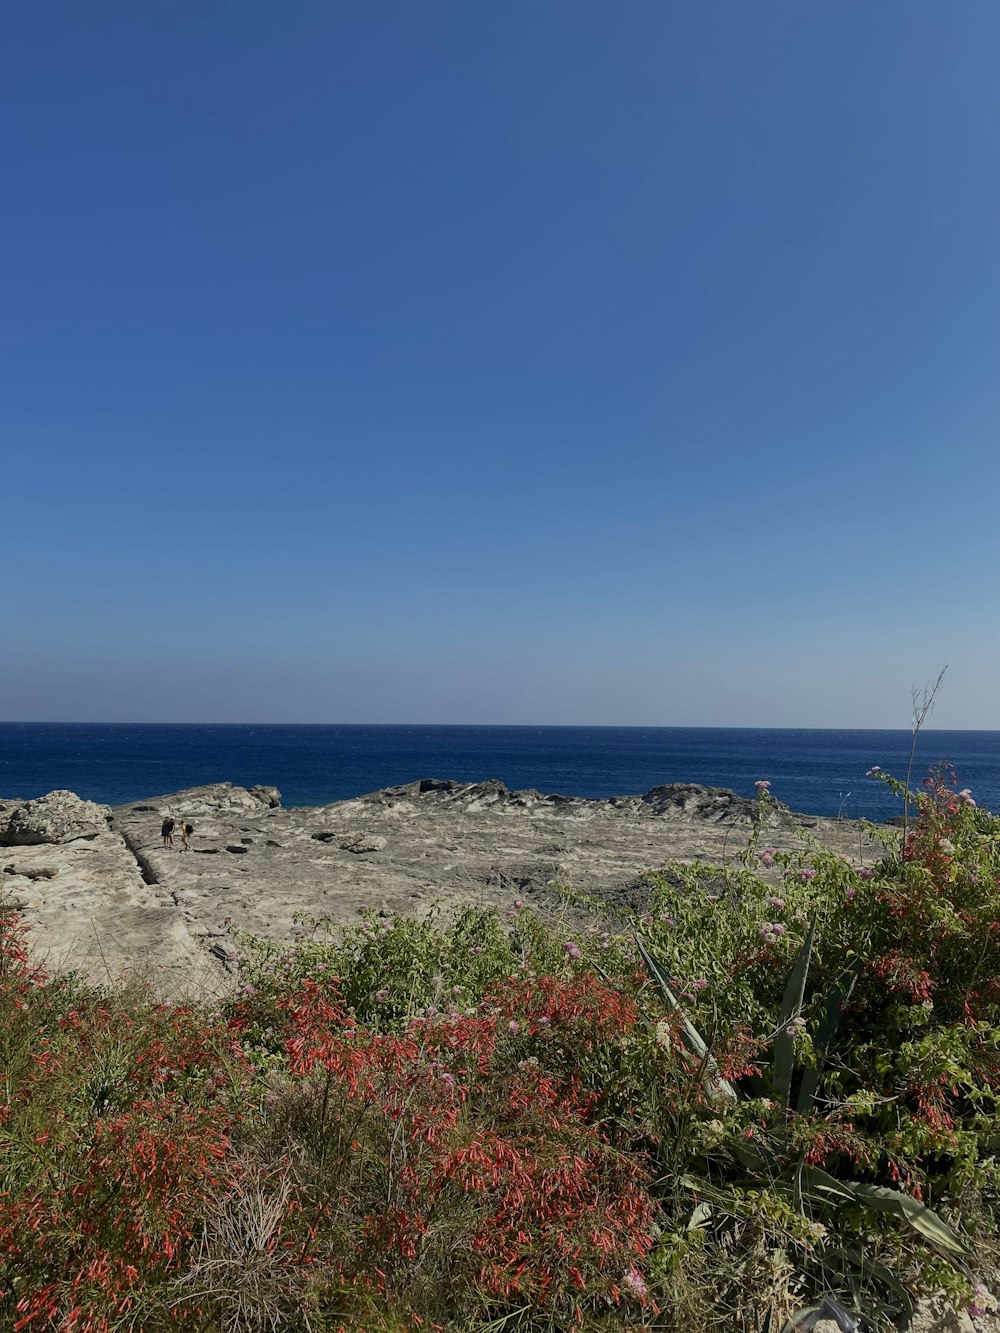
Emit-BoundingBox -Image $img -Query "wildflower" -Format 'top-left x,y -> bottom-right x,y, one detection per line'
375,988 -> 390,1001
451,985 -> 463,997
807,1220 -> 827,1241
765,895 -> 786,910
799,868 -> 817,882
622,1268 -> 648,1299
654,1019 -> 672,1050
969,1282 -> 997,1318
939,838 -> 956,856
959,788 -> 977,806
242,983 -> 255,996
692,978 -> 708,991
470,946 -> 484,955
759,847 -> 776,869
508,1020 -> 521,1035
439,1072 -> 455,1088
755,779 -> 771,792
866,765 -> 881,778
844,886 -> 856,902
513,898 -> 525,910
660,913 -> 674,924
759,922 -> 786,943
857,866 -> 874,880
564,942 -> 582,960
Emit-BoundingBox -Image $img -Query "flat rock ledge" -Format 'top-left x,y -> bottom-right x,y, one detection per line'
0,778 -> 882,996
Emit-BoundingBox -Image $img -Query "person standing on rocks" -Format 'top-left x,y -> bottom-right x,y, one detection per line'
161,816 -> 175,848
180,821 -> 193,851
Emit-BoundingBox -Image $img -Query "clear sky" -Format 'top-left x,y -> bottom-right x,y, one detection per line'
4,1 -> 1000,726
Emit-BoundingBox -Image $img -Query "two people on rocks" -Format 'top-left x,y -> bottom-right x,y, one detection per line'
161,816 -> 194,850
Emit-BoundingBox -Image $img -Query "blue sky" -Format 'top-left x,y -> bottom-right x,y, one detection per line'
4,1 -> 1000,725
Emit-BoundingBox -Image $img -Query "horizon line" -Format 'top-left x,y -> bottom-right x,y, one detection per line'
0,721 -> 995,734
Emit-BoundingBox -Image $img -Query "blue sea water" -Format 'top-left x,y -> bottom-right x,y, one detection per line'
2,724 -> 1000,821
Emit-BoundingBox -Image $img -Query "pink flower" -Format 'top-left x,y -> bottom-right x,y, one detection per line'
755,779 -> 771,792
693,978 -> 708,991
799,869 -> 817,882
759,922 -> 786,943
759,847 -> 776,869
844,887 -> 856,902
508,1020 -> 521,1035
766,895 -> 786,910
471,946 -> 484,955
959,788 -> 977,807
865,766 -> 881,779
564,942 -> 582,960
375,988 -> 390,1001
622,1268 -> 648,1299
513,898 -> 525,910
857,867 -> 874,880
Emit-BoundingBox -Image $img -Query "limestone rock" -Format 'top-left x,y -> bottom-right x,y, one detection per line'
0,831 -> 207,994
249,785 -> 281,808
339,832 -> 386,854
639,782 -> 788,824
903,1296 -> 975,1333
0,778 -> 883,995
2,790 -> 111,845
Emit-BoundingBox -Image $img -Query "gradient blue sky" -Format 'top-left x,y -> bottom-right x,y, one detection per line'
4,2 -> 999,726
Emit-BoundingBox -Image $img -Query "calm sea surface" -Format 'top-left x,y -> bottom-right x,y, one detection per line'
2,724 -> 999,821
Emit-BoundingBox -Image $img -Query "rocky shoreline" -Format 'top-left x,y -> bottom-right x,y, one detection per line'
0,779 -> 882,995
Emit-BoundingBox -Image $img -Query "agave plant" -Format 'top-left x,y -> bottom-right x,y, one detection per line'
634,927 -> 971,1271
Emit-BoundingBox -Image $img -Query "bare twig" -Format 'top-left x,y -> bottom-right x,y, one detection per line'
903,667 -> 947,843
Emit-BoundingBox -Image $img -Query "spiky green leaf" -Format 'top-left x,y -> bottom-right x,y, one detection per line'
771,914 -> 818,1107
635,936 -> 737,1100
801,1167 -> 971,1257
796,956 -> 862,1114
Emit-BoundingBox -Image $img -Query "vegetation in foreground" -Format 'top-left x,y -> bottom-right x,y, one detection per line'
3,766 -> 1000,1332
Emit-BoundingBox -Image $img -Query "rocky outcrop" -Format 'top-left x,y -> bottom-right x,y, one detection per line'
1,790 -> 111,845
902,1297 -> 975,1333
0,779 -> 881,995
249,785 -> 282,808
0,829 -> 209,994
376,778 -> 793,825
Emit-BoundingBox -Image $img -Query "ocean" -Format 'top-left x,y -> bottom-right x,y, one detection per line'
1,723 -> 999,822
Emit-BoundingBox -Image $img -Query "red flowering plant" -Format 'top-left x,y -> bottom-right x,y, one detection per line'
238,968 -> 659,1330
0,916 -> 248,1333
